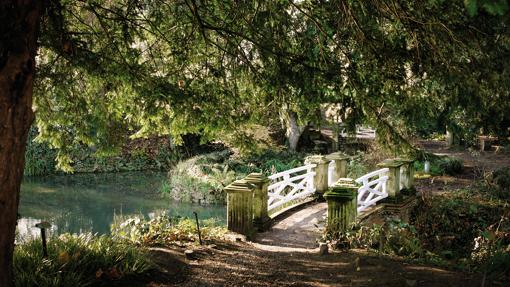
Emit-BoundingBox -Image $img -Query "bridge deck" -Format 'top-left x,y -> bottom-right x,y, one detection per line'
255,202 -> 327,250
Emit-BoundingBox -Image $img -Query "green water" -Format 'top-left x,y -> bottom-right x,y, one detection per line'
18,171 -> 226,238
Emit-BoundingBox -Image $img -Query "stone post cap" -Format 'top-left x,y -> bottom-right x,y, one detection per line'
325,152 -> 351,161
244,173 -> 270,184
304,155 -> 331,165
325,178 -> 359,199
395,157 -> 415,164
224,179 -> 256,193
377,159 -> 406,168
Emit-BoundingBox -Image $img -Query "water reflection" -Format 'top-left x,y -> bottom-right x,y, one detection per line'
18,171 -> 226,239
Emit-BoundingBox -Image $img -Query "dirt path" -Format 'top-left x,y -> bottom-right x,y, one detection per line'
254,202 -> 327,250
140,240 -> 482,287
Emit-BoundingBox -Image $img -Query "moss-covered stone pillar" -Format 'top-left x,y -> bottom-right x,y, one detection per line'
224,180 -> 255,237
326,152 -> 350,184
244,173 -> 271,231
377,159 -> 405,198
324,180 -> 358,235
396,158 -> 415,190
305,155 -> 331,194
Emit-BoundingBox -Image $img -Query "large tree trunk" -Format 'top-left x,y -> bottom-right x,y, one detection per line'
280,106 -> 306,152
0,1 -> 42,286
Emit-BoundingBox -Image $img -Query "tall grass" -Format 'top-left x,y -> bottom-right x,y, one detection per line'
14,233 -> 152,287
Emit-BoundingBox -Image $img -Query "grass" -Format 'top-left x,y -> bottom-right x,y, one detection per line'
14,233 -> 152,287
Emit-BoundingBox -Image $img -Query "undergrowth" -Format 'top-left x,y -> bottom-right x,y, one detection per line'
111,213 -> 227,246
164,149 -> 307,204
332,188 -> 509,282
14,233 -> 151,287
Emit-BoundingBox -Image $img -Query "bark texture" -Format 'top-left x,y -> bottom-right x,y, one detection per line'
280,107 -> 306,152
0,1 -> 42,286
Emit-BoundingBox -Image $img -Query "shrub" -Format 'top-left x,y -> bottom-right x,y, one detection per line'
111,214 -> 227,246
14,233 -> 151,287
488,166 -> 510,200
164,149 -> 307,204
340,220 -> 423,258
166,150 -> 235,204
437,157 -> 463,175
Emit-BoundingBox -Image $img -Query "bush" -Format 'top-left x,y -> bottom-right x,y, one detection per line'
340,220 -> 423,258
111,214 -> 227,246
437,157 -> 463,175
14,233 -> 151,287
488,166 -> 510,200
164,149 -> 307,204
165,150 -> 235,204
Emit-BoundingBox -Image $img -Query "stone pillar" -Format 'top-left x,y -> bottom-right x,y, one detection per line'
305,155 -> 331,194
224,180 -> 255,237
244,173 -> 271,231
396,158 -> 415,190
324,180 -> 358,236
326,152 -> 350,184
377,159 -> 404,198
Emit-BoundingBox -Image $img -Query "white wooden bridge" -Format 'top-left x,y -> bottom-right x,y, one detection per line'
267,161 -> 389,215
225,153 -> 414,240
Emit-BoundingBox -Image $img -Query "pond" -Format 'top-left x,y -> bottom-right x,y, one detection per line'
18,171 -> 226,239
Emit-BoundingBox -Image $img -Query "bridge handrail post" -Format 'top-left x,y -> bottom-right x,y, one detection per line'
394,158 -> 415,190
224,179 -> 256,237
326,152 -> 351,185
376,159 -> 405,198
304,155 -> 331,195
324,179 -> 359,236
245,173 -> 271,231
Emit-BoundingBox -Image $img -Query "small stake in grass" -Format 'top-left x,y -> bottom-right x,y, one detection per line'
193,211 -> 203,245
35,221 -> 51,258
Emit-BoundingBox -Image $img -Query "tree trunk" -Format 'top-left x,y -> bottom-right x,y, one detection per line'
0,1 -> 42,286
280,107 -> 305,152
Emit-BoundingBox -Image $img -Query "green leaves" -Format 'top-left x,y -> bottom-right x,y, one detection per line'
464,0 -> 509,16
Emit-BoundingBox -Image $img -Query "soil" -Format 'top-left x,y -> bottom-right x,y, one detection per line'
106,140 -> 509,287
116,240 -> 483,287
415,140 -> 510,193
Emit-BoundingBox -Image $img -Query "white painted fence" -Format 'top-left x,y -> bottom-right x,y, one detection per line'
354,168 -> 389,212
267,164 -> 316,213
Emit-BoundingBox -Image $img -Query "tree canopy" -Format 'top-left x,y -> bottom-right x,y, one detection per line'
31,0 -> 510,164
1,0 -> 510,285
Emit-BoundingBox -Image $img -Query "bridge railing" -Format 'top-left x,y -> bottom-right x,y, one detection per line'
267,164 -> 316,214
224,152 -> 415,237
355,168 -> 389,212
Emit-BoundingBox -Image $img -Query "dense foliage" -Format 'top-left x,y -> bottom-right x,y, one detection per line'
164,149 -> 306,204
14,233 -> 151,287
336,187 -> 509,281
111,214 -> 226,246
32,0 -> 510,168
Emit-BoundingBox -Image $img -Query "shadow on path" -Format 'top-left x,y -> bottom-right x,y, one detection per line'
254,202 -> 327,250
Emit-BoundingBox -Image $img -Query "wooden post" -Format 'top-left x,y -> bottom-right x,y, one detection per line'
377,159 -> 405,198
324,179 -> 358,236
244,173 -> 271,231
326,152 -> 350,184
224,180 -> 255,237
305,155 -> 331,194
